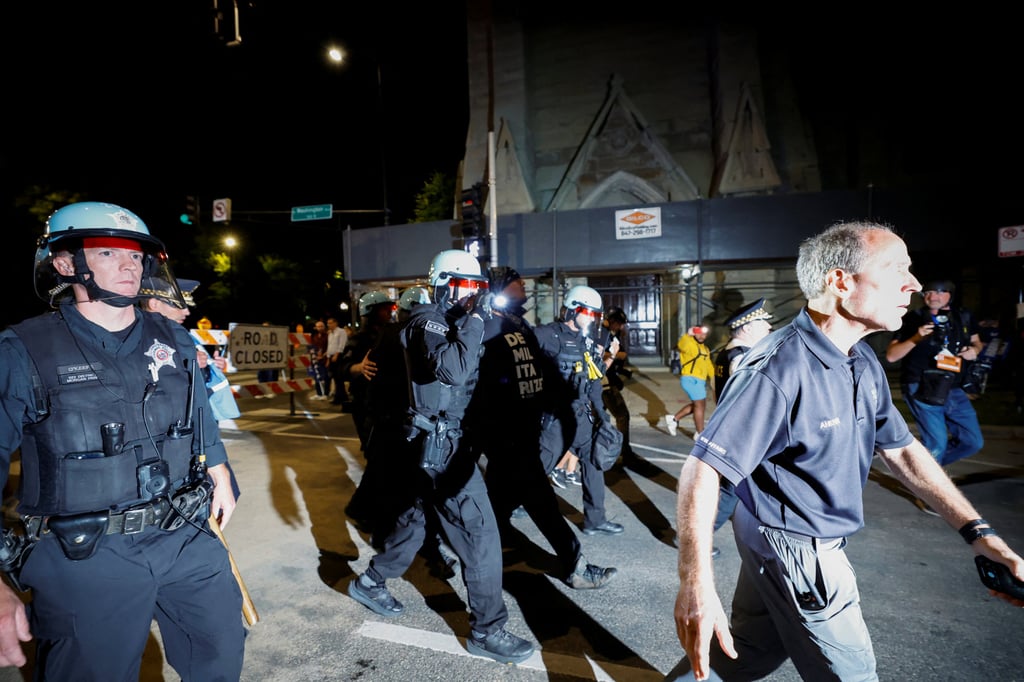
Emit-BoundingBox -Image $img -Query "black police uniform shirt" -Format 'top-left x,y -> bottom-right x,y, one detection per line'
693,309 -> 913,540
893,306 -> 978,385
401,302 -> 485,421
0,303 -> 228,516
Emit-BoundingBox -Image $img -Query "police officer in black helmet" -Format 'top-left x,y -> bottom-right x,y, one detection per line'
348,250 -> 535,665
0,202 -> 245,679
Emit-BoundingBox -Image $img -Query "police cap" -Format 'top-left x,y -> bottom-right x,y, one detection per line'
725,298 -> 772,330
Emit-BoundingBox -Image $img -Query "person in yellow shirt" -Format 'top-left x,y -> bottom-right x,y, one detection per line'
665,325 -> 714,438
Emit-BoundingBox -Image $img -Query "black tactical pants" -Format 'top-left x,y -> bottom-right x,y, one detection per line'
480,424 -> 582,578
21,522 -> 246,681
539,411 -> 608,529
367,450 -> 509,636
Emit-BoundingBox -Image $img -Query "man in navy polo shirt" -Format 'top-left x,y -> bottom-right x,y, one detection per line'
667,221 -> 1024,681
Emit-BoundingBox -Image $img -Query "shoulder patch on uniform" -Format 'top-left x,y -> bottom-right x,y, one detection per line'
424,320 -> 448,337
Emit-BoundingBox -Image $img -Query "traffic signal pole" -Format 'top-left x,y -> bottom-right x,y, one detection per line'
488,130 -> 497,268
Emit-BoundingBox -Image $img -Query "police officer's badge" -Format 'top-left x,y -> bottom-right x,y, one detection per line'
145,338 -> 177,375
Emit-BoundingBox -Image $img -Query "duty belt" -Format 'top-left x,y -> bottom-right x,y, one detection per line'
104,498 -> 172,535
27,497 -> 173,538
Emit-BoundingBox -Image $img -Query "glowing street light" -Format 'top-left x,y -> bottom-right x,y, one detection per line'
327,46 -> 345,64
324,44 -> 388,225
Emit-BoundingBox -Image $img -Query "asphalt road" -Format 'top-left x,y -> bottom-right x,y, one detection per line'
3,361 -> 1023,681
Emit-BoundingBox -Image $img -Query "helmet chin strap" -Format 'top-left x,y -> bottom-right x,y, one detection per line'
69,250 -> 137,308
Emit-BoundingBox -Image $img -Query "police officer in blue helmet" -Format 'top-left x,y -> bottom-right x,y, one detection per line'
0,202 -> 246,678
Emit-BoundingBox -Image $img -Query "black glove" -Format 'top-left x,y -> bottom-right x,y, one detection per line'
477,292 -> 497,320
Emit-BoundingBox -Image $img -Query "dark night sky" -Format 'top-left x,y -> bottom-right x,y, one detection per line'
3,2 -> 469,230
5,6 -> 1021,223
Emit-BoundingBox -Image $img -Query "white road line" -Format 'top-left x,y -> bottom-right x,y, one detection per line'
356,621 -> 664,680
338,446 -> 364,486
632,442 -> 689,461
219,428 -> 360,443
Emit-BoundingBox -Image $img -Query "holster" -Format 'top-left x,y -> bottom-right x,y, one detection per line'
407,411 -> 460,475
0,526 -> 36,591
47,511 -> 109,561
162,478 -> 213,531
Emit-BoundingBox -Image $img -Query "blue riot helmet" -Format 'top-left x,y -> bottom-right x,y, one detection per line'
358,290 -> 395,325
34,202 -> 181,308
398,286 -> 431,312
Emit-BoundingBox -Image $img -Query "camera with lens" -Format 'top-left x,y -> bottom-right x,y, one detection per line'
137,459 -> 171,500
932,314 -> 951,338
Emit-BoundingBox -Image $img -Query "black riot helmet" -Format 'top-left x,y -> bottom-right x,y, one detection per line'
605,307 -> 627,324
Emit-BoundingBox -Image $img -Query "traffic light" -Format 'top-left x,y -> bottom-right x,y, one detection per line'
181,195 -> 199,225
460,183 -> 485,239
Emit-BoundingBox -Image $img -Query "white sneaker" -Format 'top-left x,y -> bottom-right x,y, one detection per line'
693,431 -> 701,441
665,414 -> 678,436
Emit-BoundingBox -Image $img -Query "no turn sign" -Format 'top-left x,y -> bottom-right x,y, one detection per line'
213,198 -> 231,223
998,225 -> 1024,258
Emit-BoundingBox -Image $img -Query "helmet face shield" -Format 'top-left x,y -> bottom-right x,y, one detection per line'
574,306 -> 602,333
138,263 -> 190,311
450,276 -> 488,303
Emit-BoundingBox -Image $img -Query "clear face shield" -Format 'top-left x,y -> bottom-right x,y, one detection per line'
138,257 -> 189,310
449,276 -> 488,309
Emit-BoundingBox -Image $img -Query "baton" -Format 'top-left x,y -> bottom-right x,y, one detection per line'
197,402 -> 259,626
209,513 -> 260,626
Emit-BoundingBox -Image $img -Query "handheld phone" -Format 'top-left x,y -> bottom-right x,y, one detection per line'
975,556 -> 1024,600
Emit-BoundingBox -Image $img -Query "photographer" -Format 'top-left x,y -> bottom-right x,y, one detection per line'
887,279 -> 985,472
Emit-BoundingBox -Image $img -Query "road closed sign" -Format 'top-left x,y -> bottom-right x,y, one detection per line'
228,324 -> 290,369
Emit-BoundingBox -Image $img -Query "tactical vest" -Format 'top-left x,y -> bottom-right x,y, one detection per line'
403,307 -> 479,421
11,311 -> 196,516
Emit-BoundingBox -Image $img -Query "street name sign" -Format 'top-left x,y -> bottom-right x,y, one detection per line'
291,204 -> 333,222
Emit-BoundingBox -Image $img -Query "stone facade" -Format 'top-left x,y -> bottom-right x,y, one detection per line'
463,6 -> 820,215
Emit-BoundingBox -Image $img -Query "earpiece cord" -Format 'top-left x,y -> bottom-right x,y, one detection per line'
60,306 -> 146,407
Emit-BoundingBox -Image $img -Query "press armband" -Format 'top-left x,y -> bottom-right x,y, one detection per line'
958,518 -> 998,544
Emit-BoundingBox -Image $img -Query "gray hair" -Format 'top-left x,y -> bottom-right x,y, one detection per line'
796,221 -> 894,300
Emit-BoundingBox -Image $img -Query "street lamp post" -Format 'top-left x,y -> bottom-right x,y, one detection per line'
224,235 -> 238,298
326,44 -> 389,225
